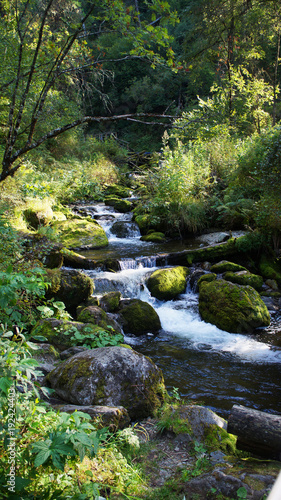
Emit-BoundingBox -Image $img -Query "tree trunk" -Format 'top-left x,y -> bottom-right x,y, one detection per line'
227,405 -> 281,460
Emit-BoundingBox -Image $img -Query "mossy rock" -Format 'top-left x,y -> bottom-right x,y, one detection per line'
223,271 -> 263,291
45,269 -> 94,311
30,319 -> 102,349
104,184 -> 131,198
51,218 -> 108,249
141,232 -> 166,243
197,273 -> 217,287
119,299 -> 161,335
77,305 -> 121,333
104,197 -> 132,213
134,214 -> 152,234
146,266 -> 190,301
259,254 -> 281,286
100,292 -> 121,312
30,343 -> 60,374
23,206 -> 54,229
52,211 -> 67,222
199,279 -> 270,333
45,346 -> 167,419
210,260 -> 247,273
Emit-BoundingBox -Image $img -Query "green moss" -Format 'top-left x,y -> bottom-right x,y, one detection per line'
199,279 -> 270,333
210,261 -> 247,273
259,254 -> 281,286
104,184 -> 131,198
197,273 -> 217,287
51,218 -> 108,249
105,197 -> 132,213
120,299 -> 161,335
100,291 -> 121,312
45,269 -> 94,310
204,425 -> 237,455
47,356 -> 93,391
146,266 -> 190,301
141,232 -> 166,242
224,271 -> 263,291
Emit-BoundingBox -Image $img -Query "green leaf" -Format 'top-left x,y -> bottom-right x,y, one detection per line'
33,449 -> 52,467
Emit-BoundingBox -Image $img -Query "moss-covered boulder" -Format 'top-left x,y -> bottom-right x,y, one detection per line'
134,214 -> 152,234
100,292 -> 121,312
45,269 -> 94,311
45,346 -> 167,419
105,197 -> 132,213
259,254 -> 281,286
223,271 -> 263,291
119,299 -> 161,335
140,232 -> 166,243
210,261 -> 247,273
51,218 -> 108,249
146,266 -> 190,301
23,205 -> 54,229
199,279 -> 270,333
197,273 -> 217,288
77,305 -> 121,333
30,319 -> 102,349
104,184 -> 131,198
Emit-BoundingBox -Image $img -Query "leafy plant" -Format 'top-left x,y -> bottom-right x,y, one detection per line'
37,301 -> 72,321
0,266 -> 48,330
31,412 -> 108,470
61,324 -> 124,349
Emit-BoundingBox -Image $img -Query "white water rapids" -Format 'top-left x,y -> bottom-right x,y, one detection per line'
88,265 -> 281,365
74,201 -> 281,415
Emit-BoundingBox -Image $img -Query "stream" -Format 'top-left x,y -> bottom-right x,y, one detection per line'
73,201 -> 281,419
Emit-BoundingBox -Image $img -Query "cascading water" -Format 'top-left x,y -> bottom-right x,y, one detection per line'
77,201 -> 281,418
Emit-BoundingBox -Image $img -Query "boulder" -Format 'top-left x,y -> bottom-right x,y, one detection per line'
45,346 -> 167,419
30,343 -> 60,376
51,218 -> 108,249
140,232 -> 166,243
45,269 -> 94,311
23,205 -> 54,229
146,266 -> 190,301
104,184 -> 131,198
197,273 -> 217,289
99,292 -> 121,312
119,299 -> 161,335
223,270 -> 263,291
199,279 -> 270,333
77,305 -> 122,333
259,254 -> 281,286
105,197 -> 132,213
30,319 -> 104,350
210,260 -> 247,273
177,405 -> 227,442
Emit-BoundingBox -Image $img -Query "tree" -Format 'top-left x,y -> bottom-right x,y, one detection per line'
0,0 -> 178,182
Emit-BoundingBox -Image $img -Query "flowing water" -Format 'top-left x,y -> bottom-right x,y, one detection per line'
74,202 -> 281,418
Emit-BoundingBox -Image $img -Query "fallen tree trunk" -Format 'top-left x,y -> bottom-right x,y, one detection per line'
227,405 -> 281,460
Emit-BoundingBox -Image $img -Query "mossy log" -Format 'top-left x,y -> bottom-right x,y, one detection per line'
227,405 -> 281,460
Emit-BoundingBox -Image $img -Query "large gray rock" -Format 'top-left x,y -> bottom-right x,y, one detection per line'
45,346 -> 167,419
